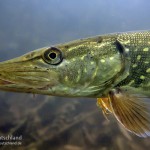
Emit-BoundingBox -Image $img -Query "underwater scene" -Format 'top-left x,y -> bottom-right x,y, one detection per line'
0,0 -> 150,150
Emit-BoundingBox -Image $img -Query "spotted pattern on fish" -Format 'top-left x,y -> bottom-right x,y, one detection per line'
116,32 -> 150,88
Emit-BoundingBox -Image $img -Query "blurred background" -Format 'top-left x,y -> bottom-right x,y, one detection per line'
0,0 -> 150,149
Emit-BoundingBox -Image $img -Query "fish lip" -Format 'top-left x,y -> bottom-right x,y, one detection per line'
0,70 -> 58,90
0,78 -> 14,85
0,70 -> 50,84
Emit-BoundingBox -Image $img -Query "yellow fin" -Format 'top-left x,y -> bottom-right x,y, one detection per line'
108,87 -> 150,137
97,98 -> 111,120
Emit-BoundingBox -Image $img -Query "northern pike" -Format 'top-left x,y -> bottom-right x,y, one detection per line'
0,31 -> 150,137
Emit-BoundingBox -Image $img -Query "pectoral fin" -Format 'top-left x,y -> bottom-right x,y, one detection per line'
97,87 -> 150,137
97,97 -> 111,120
108,87 -> 150,137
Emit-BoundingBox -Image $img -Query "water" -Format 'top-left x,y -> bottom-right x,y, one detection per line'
0,0 -> 150,149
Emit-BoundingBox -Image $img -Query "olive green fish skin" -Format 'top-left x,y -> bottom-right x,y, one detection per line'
0,31 -> 149,97
117,32 -> 150,91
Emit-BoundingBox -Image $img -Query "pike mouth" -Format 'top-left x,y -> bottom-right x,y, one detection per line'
0,69 -> 59,94
0,77 -> 57,95
0,78 -> 33,93
0,77 -> 52,94
0,78 -> 14,85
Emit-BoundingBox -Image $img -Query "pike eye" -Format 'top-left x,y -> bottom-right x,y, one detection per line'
43,47 -> 63,65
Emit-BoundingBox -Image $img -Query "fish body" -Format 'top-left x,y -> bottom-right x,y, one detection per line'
0,31 -> 150,137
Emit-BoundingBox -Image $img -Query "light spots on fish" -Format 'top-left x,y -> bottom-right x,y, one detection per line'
76,70 -> 81,82
67,47 -> 74,52
81,55 -> 85,60
143,48 -> 149,52
100,59 -> 105,63
134,49 -> 138,52
109,57 -> 114,60
116,32 -> 150,88
92,67 -> 98,79
132,64 -> 137,68
146,68 -> 150,73
138,40 -> 142,44
125,48 -> 129,52
84,68 -> 87,73
128,80 -> 135,85
73,58 -> 77,62
90,51 -> 95,55
137,55 -> 141,60
91,61 -> 95,65
115,69 -> 119,72
65,76 -> 68,81
140,75 -> 145,80
144,61 -> 149,64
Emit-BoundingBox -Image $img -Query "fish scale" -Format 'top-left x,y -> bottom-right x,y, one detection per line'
117,32 -> 150,88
